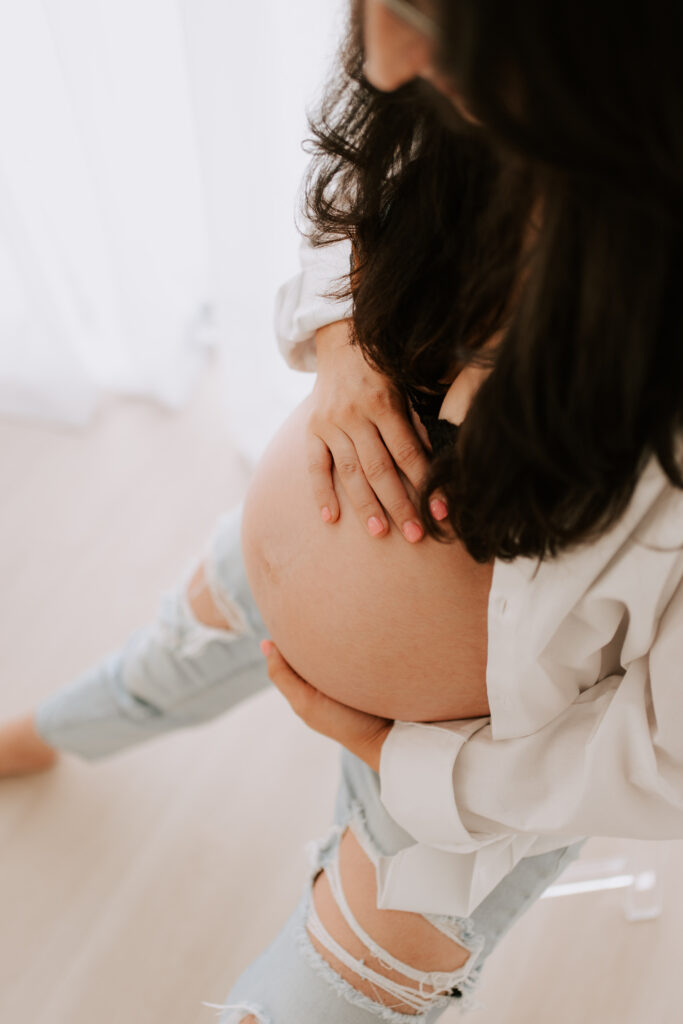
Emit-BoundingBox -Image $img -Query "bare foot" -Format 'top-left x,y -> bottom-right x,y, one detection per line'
0,712 -> 59,778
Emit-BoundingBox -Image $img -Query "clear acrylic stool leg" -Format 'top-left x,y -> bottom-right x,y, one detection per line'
623,842 -> 663,921
540,841 -> 663,921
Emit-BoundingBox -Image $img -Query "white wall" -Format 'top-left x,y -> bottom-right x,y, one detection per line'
182,0 -> 348,461
0,0 -> 347,456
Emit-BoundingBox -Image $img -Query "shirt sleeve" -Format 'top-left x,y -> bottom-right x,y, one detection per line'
379,573 -> 683,849
274,233 -> 354,372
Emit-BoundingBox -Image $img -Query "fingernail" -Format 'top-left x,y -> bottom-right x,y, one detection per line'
321,506 -> 332,523
430,498 -> 448,521
260,640 -> 274,656
402,520 -> 424,543
367,516 -> 385,537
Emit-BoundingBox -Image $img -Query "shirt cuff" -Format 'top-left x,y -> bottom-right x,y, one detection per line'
379,718 -> 495,851
274,236 -> 354,372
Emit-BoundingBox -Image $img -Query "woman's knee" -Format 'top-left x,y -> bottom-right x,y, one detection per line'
213,816 -> 485,1022
115,546 -> 260,718
307,825 -> 479,1016
186,562 -> 249,634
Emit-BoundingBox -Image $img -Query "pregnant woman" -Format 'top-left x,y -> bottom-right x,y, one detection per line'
3,0 -> 683,1020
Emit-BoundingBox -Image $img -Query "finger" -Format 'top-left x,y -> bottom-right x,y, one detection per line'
260,640 -> 391,763
261,639 -> 302,688
262,641 -> 343,735
376,411 -> 431,494
352,423 -> 428,542
403,405 -> 448,520
261,641 -> 315,709
429,495 -> 450,522
325,427 -> 391,539
306,432 -> 340,524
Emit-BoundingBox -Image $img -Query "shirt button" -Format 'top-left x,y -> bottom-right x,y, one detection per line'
494,595 -> 509,617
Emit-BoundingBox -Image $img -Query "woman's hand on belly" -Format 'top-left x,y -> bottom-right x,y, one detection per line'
309,320 -> 442,542
261,640 -> 392,773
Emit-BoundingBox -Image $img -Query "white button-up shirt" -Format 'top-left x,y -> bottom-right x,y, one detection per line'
274,235 -> 683,918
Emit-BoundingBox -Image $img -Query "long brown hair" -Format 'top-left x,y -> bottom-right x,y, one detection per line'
303,0 -> 683,563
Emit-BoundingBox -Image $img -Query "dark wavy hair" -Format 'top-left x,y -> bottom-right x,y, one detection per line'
302,0 -> 683,563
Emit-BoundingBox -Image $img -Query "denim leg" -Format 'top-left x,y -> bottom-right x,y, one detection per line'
211,893 -> 459,1024
34,503 -> 269,761
337,749 -> 588,1011
210,770 -> 474,1024
207,752 -> 587,1023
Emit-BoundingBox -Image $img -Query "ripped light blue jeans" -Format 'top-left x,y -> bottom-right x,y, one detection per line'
34,503 -> 587,1023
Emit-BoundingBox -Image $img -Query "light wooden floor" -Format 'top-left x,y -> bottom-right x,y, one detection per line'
1,363 -> 681,1024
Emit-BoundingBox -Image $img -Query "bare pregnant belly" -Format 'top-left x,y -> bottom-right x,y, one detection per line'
241,395 -> 493,722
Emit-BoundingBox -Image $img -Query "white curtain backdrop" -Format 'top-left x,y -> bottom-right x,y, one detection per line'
0,0 -> 345,460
